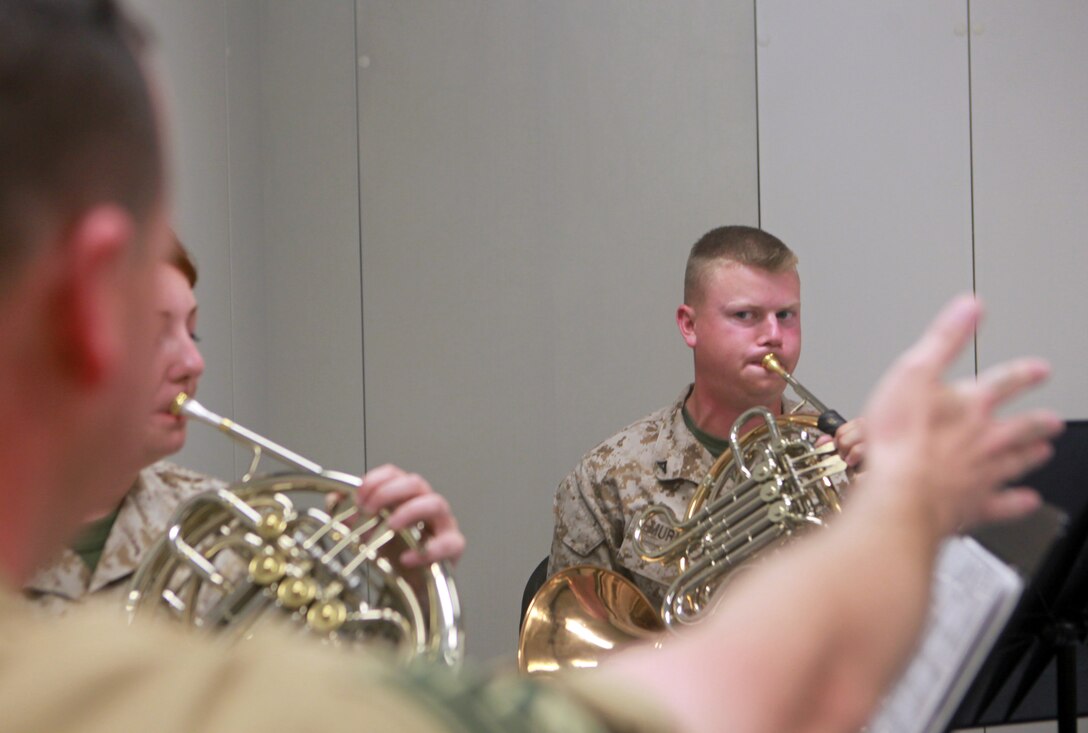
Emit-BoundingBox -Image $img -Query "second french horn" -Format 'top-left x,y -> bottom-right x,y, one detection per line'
126,394 -> 464,667
519,354 -> 849,671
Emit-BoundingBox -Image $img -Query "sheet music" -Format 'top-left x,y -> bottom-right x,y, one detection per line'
867,536 -> 1024,733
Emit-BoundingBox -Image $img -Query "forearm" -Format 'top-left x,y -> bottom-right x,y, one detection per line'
604,476 -> 943,733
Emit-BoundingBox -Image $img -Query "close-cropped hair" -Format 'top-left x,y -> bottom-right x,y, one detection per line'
683,225 -> 798,305
0,0 -> 160,294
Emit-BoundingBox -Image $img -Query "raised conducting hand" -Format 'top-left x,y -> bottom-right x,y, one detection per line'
861,295 -> 1063,535
356,464 -> 466,567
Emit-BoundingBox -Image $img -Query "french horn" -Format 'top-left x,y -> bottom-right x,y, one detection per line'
519,354 -> 849,672
126,394 -> 464,667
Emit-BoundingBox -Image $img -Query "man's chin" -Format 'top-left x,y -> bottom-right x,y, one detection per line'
741,383 -> 787,408
142,431 -> 186,466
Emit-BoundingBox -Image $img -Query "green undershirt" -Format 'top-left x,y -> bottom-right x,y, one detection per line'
681,404 -> 731,459
68,508 -> 121,573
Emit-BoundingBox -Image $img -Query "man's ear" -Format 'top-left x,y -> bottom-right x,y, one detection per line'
676,304 -> 697,348
53,205 -> 136,387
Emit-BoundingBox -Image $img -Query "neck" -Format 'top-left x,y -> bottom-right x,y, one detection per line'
685,382 -> 783,439
0,411 -> 64,586
0,279 -> 72,586
83,473 -> 136,523
0,362 -> 135,585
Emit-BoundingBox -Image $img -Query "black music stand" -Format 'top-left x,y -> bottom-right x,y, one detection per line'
950,420 -> 1088,732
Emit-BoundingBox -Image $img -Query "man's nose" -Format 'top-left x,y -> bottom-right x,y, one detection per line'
758,315 -> 782,344
178,338 -> 205,382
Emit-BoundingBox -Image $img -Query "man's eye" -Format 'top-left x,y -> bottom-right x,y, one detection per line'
733,311 -> 753,321
777,310 -> 796,321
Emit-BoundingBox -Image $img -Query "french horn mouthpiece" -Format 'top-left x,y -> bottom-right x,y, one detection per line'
171,392 -> 190,416
762,353 -> 787,377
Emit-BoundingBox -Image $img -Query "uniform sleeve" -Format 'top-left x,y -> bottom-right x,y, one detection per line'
549,461 -> 615,576
0,593 -> 675,733
390,661 -> 675,733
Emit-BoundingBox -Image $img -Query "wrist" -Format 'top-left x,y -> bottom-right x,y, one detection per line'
849,469 -> 950,547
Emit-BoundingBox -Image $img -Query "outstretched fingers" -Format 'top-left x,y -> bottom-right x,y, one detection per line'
862,295 -> 983,438
862,294 -> 1061,536
901,294 -> 982,377
975,487 -> 1043,525
983,418 -> 1060,485
973,357 -> 1052,410
983,409 -> 1063,455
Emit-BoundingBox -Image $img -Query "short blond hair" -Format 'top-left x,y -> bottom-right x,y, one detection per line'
683,226 -> 798,305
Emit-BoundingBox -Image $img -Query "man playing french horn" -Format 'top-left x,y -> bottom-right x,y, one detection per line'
21,233 -> 466,619
549,225 -> 865,612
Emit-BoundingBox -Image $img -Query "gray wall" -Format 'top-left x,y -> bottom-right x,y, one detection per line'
757,0 -> 977,415
130,1 -> 1087,691
355,0 -> 757,659
757,0 -> 1088,422
969,0 -> 1088,416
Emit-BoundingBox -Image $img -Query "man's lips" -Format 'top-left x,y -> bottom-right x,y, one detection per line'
747,356 -> 777,371
154,406 -> 185,420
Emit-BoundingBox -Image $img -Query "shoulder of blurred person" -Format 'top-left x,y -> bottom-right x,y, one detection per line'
23,461 -> 225,616
0,582 -> 671,733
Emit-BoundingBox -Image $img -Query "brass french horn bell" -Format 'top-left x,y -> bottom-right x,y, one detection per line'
518,565 -> 664,675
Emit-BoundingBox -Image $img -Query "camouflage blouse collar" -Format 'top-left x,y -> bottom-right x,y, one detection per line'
652,387 -> 809,485
652,385 -> 713,485
23,465 -> 174,599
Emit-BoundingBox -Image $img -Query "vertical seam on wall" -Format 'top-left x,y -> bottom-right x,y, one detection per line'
753,0 -> 763,228
353,0 -> 369,469
223,2 -> 240,476
967,0 -> 979,378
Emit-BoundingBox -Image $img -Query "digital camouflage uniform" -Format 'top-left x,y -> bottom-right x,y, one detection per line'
0,582 -> 673,733
23,460 -> 225,616
549,386 -> 808,612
